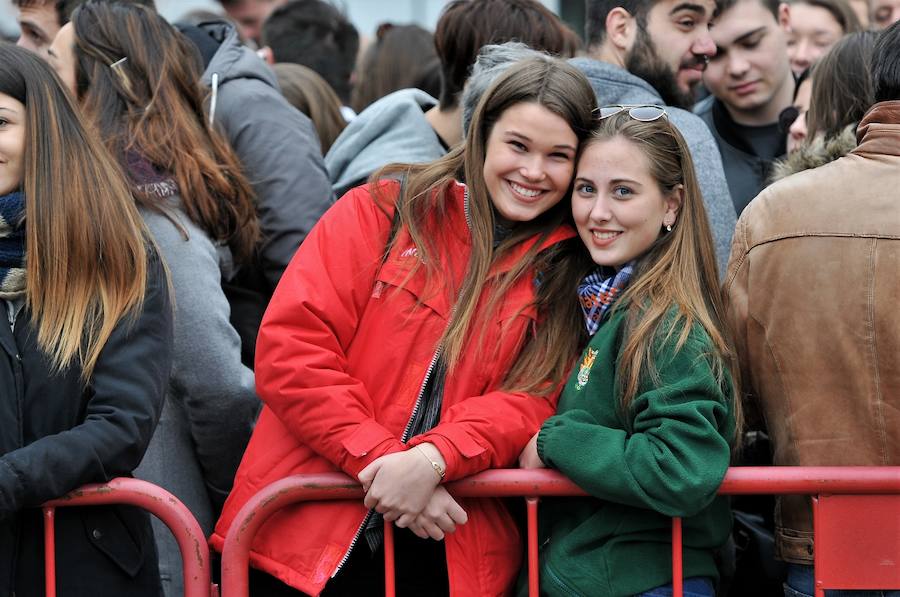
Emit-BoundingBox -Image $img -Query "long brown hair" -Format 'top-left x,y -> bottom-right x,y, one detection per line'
374,57 -> 596,394
71,1 -> 259,265
273,62 -> 346,154
0,42 -> 151,380
586,113 -> 742,437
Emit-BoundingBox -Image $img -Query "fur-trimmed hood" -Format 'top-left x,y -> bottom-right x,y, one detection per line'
770,125 -> 858,183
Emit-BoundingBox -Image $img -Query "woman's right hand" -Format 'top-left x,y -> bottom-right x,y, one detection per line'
359,448 -> 441,525
518,431 -> 546,469
407,486 -> 468,540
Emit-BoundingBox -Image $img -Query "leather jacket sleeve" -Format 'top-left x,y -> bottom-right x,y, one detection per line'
0,251 -> 174,518
723,213 -> 764,429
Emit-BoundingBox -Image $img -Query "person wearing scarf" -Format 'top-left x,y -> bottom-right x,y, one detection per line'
0,191 -> 25,302
518,110 -> 739,597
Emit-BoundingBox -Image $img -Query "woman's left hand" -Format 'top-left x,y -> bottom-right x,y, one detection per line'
518,432 -> 546,469
359,444 -> 444,527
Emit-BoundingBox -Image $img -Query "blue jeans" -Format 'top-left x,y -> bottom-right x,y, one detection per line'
785,564 -> 900,597
638,577 -> 715,596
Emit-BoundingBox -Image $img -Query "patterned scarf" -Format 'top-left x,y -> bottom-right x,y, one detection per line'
124,150 -> 178,199
0,191 -> 26,300
577,262 -> 634,336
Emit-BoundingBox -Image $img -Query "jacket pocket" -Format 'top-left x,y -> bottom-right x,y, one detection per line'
375,259 -> 451,319
341,418 -> 396,457
80,505 -> 150,578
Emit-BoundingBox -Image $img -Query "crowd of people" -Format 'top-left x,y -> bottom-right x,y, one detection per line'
1,0 -> 898,595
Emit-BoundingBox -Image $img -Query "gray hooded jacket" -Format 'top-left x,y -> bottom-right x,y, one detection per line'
325,88 -> 445,199
135,198 -> 258,597
201,23 -> 333,287
571,58 -> 737,276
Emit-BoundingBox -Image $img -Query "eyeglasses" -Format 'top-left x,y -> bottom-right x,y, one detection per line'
777,105 -> 803,135
596,104 -> 667,122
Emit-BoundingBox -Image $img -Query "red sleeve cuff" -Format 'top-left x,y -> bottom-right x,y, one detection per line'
409,426 -> 488,481
341,419 -> 407,478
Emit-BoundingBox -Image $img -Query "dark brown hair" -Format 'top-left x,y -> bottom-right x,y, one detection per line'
0,42 -> 152,380
261,0 -> 359,104
71,1 -> 259,265
373,57 -> 597,395
434,0 -> 575,110
873,19 -> 900,101
808,31 -> 876,140
350,23 -> 439,113
790,0 -> 863,33
586,0 -> 654,47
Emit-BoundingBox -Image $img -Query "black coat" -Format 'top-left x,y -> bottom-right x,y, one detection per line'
0,251 -> 173,596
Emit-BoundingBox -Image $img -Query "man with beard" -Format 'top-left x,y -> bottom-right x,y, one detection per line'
573,0 -> 737,276
694,0 -> 795,215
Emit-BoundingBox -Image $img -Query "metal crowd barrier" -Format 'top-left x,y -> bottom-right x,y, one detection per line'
219,467 -> 900,597
42,477 -> 217,597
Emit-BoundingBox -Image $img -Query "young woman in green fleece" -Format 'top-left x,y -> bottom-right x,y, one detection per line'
518,107 -> 742,597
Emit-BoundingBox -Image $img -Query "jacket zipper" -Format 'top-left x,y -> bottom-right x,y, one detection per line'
332,345 -> 445,577
6,301 -> 23,447
333,186 -> 469,578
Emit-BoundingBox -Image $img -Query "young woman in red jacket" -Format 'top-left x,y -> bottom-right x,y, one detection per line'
212,56 -> 597,596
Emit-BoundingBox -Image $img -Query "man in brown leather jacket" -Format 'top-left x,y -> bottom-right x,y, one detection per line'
724,21 -> 900,597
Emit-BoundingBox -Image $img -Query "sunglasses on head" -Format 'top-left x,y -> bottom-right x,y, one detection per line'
596,104 -> 668,122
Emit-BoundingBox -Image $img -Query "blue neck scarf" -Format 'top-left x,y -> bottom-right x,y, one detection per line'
0,191 -> 26,300
577,262 -> 634,336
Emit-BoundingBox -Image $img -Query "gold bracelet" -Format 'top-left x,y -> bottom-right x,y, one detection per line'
413,445 -> 445,480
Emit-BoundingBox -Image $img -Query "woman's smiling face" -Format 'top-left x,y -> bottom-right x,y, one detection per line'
0,92 -> 26,196
572,136 -> 681,269
482,101 -> 578,225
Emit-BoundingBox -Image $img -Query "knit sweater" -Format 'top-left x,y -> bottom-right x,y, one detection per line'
532,307 -> 735,597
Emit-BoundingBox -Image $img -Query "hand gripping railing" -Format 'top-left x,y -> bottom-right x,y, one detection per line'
42,477 -> 216,597
219,467 -> 900,597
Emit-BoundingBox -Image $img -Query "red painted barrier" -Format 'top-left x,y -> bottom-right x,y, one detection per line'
42,477 -> 217,597
219,467 -> 900,597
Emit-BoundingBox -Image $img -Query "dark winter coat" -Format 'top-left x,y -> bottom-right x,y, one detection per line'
0,250 -> 173,596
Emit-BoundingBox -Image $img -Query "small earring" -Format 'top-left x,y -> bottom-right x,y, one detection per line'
666,224 -> 673,232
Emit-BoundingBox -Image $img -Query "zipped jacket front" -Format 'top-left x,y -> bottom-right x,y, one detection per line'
212,181 -> 574,595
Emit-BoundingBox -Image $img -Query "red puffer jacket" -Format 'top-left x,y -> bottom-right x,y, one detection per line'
211,180 -> 574,596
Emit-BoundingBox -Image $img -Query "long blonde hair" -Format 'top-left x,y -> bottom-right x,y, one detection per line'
373,57 -> 596,394
0,42 -> 152,381
587,113 -> 742,436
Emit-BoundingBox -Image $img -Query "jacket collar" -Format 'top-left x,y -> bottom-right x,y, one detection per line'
854,100 -> 900,157
448,182 -> 576,273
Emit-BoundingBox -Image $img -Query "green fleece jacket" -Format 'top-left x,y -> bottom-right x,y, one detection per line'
532,307 -> 734,597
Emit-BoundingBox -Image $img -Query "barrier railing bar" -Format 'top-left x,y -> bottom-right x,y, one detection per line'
672,517 -> 683,597
43,477 -> 214,597
43,507 -> 57,597
526,497 -> 540,597
220,467 -> 900,597
384,520 -> 395,597
220,475 -> 363,597
812,496 -> 823,597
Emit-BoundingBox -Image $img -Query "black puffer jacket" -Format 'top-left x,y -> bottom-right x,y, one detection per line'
0,250 -> 173,596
